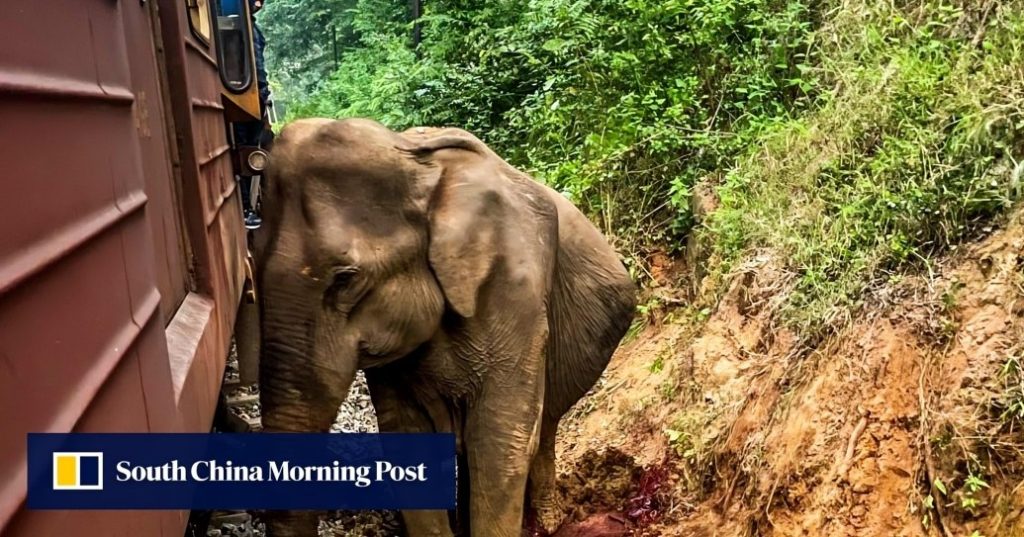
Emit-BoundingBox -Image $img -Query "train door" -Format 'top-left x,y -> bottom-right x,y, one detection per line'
123,0 -> 195,323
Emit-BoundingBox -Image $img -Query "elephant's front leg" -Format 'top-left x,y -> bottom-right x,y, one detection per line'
465,362 -> 546,537
528,418 -> 564,533
365,368 -> 455,537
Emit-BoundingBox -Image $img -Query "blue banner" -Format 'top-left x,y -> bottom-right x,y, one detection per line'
27,433 -> 456,510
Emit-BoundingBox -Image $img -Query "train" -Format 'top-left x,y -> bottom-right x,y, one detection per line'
0,0 -> 267,534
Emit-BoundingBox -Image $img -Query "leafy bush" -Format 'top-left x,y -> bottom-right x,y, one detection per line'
266,0 -> 819,266
264,0 -> 1023,330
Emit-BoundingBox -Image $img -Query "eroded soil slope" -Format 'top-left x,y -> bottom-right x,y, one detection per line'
556,210 -> 1024,537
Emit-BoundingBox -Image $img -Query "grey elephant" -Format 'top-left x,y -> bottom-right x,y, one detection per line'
255,118 -> 636,537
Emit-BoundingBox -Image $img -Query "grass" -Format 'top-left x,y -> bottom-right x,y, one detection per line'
999,350 -> 1024,425
703,0 -> 1024,332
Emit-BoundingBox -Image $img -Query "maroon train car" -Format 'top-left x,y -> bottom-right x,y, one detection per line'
0,0 -> 263,534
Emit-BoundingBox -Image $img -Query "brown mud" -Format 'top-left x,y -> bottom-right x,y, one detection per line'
554,210 -> 1024,537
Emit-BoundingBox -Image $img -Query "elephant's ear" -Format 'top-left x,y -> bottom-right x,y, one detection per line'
408,133 -> 504,318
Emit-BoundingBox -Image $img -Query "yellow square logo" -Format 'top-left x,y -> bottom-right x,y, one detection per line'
52,452 -> 103,490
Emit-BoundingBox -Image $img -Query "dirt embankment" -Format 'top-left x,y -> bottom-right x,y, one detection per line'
556,210 -> 1024,537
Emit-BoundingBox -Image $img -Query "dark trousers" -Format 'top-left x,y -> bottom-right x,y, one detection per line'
234,119 -> 265,147
239,175 -> 254,212
234,120 -> 266,211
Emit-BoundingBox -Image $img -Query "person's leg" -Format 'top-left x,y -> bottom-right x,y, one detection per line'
241,176 -> 261,229
233,120 -> 265,228
239,172 -> 252,210
246,120 -> 274,228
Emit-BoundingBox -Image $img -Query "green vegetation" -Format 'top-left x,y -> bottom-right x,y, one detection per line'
1000,350 -> 1024,423
710,1 -> 1024,329
263,0 -> 1023,330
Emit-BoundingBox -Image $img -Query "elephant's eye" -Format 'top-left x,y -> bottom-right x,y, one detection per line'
324,268 -> 359,308
328,268 -> 358,291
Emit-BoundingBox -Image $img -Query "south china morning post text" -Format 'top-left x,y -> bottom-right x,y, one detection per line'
27,433 -> 456,511
114,458 -> 428,487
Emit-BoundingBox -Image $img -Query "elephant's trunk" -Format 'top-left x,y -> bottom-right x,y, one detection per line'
258,280 -> 359,537
258,281 -> 357,434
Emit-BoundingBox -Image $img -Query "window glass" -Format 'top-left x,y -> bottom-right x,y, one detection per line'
214,0 -> 253,92
186,0 -> 212,44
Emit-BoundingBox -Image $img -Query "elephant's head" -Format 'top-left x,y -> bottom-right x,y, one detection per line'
255,118 -> 501,433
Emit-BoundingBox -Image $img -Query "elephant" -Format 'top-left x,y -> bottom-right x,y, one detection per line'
254,118 -> 636,537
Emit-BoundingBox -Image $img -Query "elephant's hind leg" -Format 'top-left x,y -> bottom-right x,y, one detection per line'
527,417 -> 564,534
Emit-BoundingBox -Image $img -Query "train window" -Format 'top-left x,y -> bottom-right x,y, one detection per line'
186,0 -> 213,44
213,0 -> 254,93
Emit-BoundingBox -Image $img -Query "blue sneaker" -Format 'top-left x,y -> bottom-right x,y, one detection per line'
244,210 -> 262,230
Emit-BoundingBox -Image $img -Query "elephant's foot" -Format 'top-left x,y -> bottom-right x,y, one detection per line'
527,494 -> 566,536
400,509 -> 454,537
264,511 -> 319,537
528,424 -> 562,535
